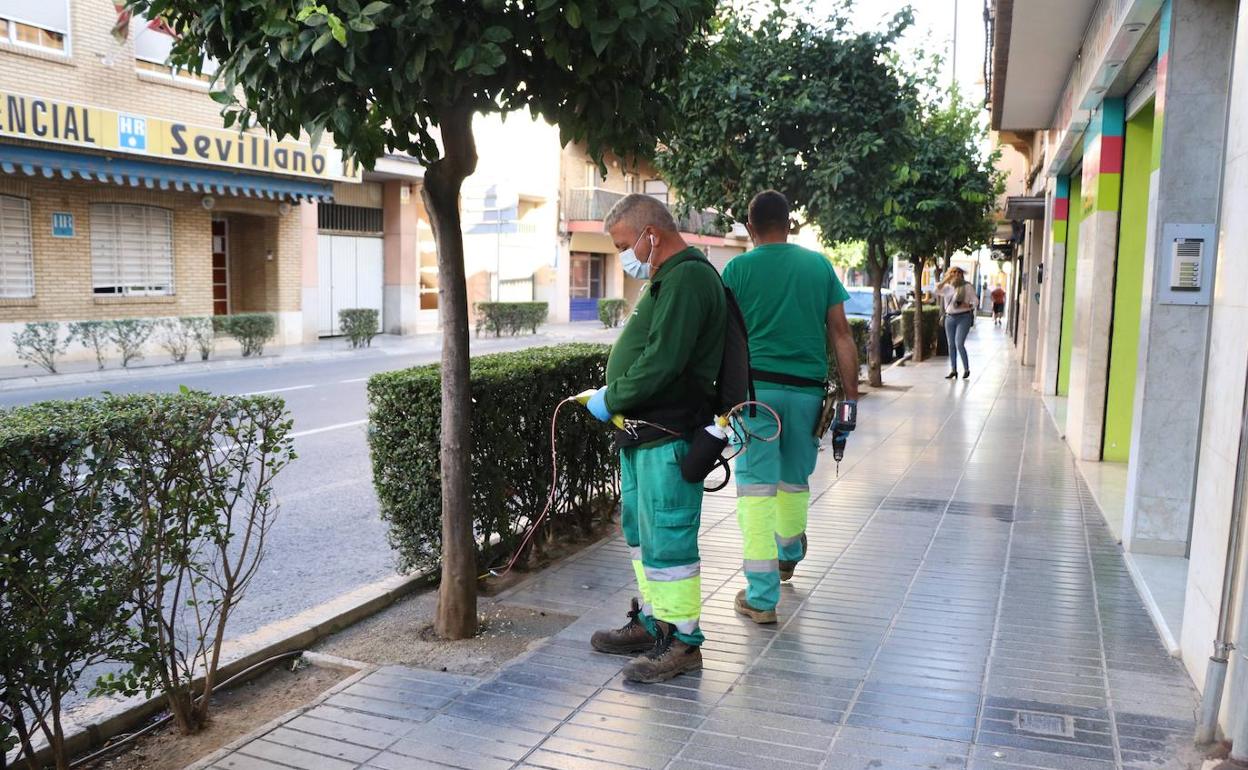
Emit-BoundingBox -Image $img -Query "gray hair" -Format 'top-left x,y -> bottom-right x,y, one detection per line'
603,193 -> 678,234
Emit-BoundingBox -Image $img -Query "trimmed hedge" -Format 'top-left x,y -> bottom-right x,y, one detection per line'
340,307 -> 380,348
827,317 -> 868,398
597,298 -> 628,328
902,305 -> 942,358
474,301 -> 548,337
368,344 -> 618,574
214,313 -> 277,356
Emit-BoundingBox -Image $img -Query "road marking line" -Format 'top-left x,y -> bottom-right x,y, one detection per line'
340,377 -> 369,384
240,384 -> 316,396
290,419 -> 368,439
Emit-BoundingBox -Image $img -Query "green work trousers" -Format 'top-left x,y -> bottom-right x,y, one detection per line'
619,439 -> 705,647
733,386 -> 822,610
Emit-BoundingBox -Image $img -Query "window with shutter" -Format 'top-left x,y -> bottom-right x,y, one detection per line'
90,204 -> 175,296
1,0 -> 69,52
0,196 -> 34,298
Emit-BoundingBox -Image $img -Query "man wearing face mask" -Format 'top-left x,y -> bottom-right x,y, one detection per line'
582,193 -> 726,684
723,190 -> 859,624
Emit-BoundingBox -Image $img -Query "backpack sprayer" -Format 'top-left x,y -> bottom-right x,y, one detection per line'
484,391 -> 782,580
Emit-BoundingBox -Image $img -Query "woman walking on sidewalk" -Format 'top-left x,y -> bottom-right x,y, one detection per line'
938,267 -> 978,380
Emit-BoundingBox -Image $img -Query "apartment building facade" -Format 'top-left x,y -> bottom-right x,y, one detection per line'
988,0 -> 1248,743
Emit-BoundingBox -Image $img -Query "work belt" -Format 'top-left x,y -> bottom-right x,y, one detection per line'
750,369 -> 827,389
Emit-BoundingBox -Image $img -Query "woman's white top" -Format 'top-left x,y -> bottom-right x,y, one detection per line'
938,284 -> 979,315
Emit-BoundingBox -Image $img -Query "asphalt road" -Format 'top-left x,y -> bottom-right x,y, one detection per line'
1,327 -> 618,644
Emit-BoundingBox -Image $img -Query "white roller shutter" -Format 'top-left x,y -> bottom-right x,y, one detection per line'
2,0 -> 69,33
0,195 -> 34,298
90,204 -> 174,296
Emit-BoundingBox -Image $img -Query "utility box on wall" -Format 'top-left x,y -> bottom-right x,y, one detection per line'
1159,223 -> 1216,306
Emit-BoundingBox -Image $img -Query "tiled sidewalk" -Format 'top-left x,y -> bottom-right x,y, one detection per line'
206,326 -> 1201,770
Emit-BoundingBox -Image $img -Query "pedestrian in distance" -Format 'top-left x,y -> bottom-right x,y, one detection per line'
583,193 -> 726,684
991,285 -> 1007,326
938,266 -> 978,380
721,190 -> 861,624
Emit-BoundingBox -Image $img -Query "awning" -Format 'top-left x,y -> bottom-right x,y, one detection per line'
1004,195 -> 1046,220
0,143 -> 334,202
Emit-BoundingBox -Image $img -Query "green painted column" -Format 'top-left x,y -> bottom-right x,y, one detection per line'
1102,104 -> 1154,462
1058,173 -> 1083,396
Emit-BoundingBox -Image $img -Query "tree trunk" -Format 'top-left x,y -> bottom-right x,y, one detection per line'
866,238 -> 884,388
423,105 -> 480,640
910,255 -> 925,363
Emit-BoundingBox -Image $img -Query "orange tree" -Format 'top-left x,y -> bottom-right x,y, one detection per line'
127,0 -> 716,639
654,6 -> 917,387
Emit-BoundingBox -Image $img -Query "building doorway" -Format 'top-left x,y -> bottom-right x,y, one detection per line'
569,251 -> 604,321
211,218 -> 229,315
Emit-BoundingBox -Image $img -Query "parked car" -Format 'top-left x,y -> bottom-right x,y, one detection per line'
843,287 -> 905,363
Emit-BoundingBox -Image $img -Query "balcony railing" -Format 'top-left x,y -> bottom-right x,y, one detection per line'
565,187 -> 725,236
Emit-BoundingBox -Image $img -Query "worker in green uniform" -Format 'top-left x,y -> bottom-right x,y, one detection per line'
583,193 -> 726,683
723,190 -> 860,623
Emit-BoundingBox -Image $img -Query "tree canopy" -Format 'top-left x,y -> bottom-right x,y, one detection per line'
654,7 -> 917,233
136,0 -> 716,168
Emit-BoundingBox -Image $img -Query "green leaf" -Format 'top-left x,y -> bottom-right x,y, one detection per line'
360,0 -> 389,13
565,3 -> 581,28
327,15 -> 348,44
311,29 -> 334,53
208,89 -> 234,105
453,46 -> 475,71
482,25 -> 512,43
348,17 -> 375,31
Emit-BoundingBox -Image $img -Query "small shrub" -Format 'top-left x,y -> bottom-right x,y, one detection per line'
157,317 -> 196,363
474,302 -> 549,337
68,320 -> 113,369
0,391 -> 295,756
215,313 -> 277,357
368,344 -> 617,573
597,298 -> 627,328
11,322 -> 66,374
901,305 -> 941,358
108,319 -> 154,368
339,308 -> 380,349
185,316 -> 215,361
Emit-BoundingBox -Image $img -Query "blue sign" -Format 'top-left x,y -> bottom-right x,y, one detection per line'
51,212 -> 74,238
117,114 -> 148,151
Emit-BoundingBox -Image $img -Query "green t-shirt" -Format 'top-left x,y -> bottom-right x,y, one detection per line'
721,242 -> 849,384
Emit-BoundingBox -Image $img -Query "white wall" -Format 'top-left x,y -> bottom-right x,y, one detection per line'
1182,1 -> 1248,717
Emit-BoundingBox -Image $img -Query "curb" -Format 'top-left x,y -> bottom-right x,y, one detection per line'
182,655 -> 377,770
43,570 -> 433,768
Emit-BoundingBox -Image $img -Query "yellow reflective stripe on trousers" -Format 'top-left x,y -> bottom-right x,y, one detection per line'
648,574 -> 701,634
776,488 -> 810,539
737,494 -> 778,561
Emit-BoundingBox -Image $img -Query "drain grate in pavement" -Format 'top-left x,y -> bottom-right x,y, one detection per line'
1016,711 -> 1075,737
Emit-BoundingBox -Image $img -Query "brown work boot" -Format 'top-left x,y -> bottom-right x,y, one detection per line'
590,598 -> 655,655
778,533 -> 808,582
734,589 -> 778,624
622,621 -> 702,683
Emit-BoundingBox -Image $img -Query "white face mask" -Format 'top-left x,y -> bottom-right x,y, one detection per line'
620,230 -> 654,280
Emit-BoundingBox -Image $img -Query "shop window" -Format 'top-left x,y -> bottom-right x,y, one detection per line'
625,174 -> 637,194
90,204 -> 175,296
0,195 -> 35,298
1,1 -> 70,53
584,162 -> 597,189
570,252 -> 604,299
132,13 -> 218,85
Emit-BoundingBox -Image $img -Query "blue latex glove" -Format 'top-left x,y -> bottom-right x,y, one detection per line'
586,387 -> 612,422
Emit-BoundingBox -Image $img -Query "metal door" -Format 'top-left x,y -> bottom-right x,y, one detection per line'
317,234 -> 384,336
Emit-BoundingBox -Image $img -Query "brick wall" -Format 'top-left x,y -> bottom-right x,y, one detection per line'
0,175 -> 302,324
2,0 -> 275,137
